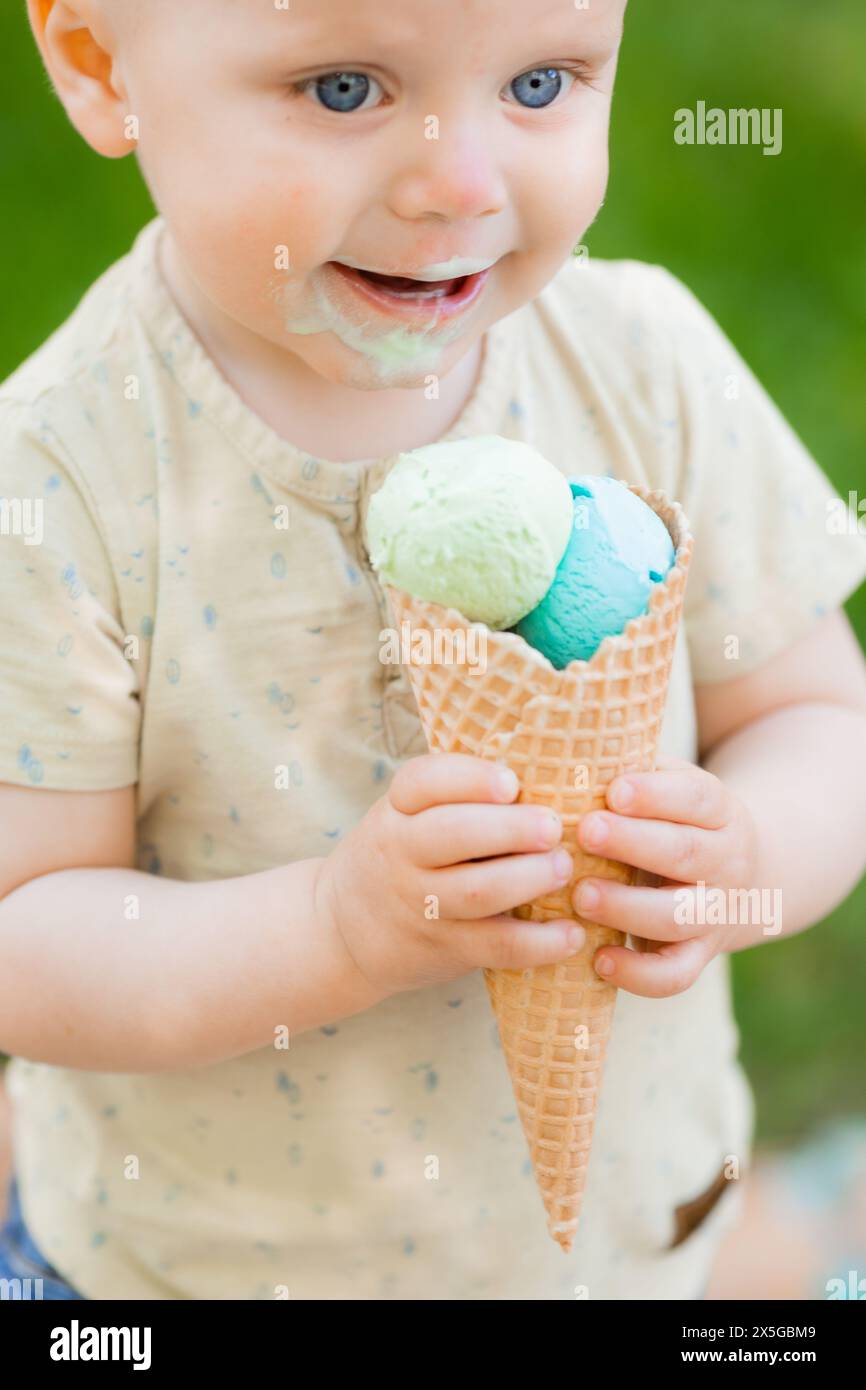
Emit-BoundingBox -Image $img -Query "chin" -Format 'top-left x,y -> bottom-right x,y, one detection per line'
300,341 -> 461,393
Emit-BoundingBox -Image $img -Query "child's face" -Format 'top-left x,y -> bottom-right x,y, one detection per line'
114,0 -> 625,390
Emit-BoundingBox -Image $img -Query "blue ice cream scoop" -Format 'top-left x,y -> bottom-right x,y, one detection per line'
511,476 -> 675,668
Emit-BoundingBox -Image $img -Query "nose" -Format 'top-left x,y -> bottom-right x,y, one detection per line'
386,123 -> 508,223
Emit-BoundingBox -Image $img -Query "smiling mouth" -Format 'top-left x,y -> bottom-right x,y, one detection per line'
327,260 -> 493,321
337,266 -> 468,300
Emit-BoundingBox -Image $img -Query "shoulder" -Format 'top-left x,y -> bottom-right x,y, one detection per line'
526,254 -> 715,364
0,226 -> 153,410
504,256 -> 750,503
536,252 -> 678,310
518,255 -> 745,442
512,258 -> 699,470
0,220 -> 163,512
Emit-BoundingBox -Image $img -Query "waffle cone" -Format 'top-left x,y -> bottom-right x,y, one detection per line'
384,483 -> 694,1252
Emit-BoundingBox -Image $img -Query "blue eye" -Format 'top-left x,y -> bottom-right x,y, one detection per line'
509,68 -> 567,109
294,64 -> 584,115
307,71 -> 380,113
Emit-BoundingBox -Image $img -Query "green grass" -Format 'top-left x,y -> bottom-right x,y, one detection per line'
1,0 -> 864,1141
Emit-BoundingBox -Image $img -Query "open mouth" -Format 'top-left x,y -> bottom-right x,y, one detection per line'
339,266 -> 467,299
327,260 -> 492,317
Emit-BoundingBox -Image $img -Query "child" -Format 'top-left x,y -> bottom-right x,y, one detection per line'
1,0 -> 865,1301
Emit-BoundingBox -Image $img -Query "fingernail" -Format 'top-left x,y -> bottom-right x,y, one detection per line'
576,881 -> 600,913
567,927 -> 585,950
582,815 -> 607,848
538,811 -> 562,847
496,768 -> 519,801
553,849 -> 573,881
595,954 -> 615,978
610,779 -> 634,810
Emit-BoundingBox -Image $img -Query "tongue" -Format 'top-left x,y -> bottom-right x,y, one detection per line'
359,269 -> 462,294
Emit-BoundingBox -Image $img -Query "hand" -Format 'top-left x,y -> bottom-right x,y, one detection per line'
570,755 -> 761,998
315,752 -> 586,998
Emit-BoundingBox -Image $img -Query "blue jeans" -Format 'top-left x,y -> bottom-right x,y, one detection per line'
0,1177 -> 85,1300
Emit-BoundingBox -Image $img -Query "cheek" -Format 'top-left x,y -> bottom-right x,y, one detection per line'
580,138 -> 610,209
156,166 -> 336,322
181,186 -> 325,274
138,95 -> 340,293
523,130 -> 609,256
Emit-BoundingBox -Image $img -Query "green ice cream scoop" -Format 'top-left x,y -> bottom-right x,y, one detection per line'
366,436 -> 573,629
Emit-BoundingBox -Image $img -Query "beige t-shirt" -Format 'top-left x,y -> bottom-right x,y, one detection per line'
2,217 -> 865,1300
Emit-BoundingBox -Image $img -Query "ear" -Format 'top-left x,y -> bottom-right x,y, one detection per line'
26,0 -> 136,160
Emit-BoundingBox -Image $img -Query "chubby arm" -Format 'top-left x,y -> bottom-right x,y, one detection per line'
0,783 -> 380,1072
695,608 -> 866,934
568,608 -> 866,996
0,753 -> 586,1070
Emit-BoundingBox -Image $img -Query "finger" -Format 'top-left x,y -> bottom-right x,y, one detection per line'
451,916 -> 586,972
408,802 -> 562,868
652,754 -> 696,772
433,848 -> 574,920
389,752 -> 518,815
573,878 -> 705,941
591,934 -> 712,998
605,767 -> 729,829
577,811 -> 727,884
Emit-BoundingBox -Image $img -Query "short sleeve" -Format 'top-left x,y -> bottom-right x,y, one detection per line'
0,400 -> 140,789
651,266 -> 866,683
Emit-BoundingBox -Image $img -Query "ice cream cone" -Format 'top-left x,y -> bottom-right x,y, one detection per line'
384,483 -> 694,1252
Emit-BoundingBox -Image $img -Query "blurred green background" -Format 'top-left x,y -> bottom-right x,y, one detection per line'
1,0 -> 864,1143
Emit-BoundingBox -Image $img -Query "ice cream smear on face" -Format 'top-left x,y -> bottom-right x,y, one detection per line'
274,252 -> 493,383
367,438 -> 676,666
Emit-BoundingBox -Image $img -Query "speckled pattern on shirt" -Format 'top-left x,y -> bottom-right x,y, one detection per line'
2,217 -> 865,1299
